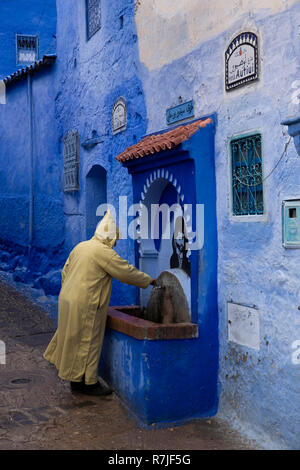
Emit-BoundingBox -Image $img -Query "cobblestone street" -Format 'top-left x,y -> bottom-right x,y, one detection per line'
0,278 -> 259,450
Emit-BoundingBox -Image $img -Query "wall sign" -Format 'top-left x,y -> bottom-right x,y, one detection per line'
227,302 -> 260,351
63,130 -> 80,192
112,98 -> 127,134
166,100 -> 194,125
225,32 -> 258,91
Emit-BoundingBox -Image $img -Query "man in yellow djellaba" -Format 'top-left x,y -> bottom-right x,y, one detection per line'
43,210 -> 155,396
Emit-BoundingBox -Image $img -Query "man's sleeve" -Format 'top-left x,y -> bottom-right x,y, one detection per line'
104,252 -> 152,289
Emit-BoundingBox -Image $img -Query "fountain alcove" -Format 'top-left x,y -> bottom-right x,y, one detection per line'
99,117 -> 219,426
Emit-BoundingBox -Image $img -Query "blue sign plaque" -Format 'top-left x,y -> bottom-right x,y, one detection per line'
166,100 -> 194,125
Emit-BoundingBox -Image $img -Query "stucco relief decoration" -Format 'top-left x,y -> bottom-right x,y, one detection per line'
112,98 -> 127,134
63,130 -> 80,192
225,32 -> 258,91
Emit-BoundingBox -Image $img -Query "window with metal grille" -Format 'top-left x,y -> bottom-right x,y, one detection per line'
230,133 -> 264,216
16,35 -> 38,65
86,0 -> 101,40
63,131 -> 80,192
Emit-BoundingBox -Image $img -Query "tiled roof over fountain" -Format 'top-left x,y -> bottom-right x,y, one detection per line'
116,118 -> 212,162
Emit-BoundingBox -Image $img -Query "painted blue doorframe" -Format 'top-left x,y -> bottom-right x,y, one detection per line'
100,116 -> 219,425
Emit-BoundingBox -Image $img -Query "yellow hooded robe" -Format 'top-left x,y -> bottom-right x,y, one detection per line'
43,210 -> 152,385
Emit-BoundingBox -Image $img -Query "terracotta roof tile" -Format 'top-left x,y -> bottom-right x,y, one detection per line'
3,55 -> 56,86
116,117 -> 212,162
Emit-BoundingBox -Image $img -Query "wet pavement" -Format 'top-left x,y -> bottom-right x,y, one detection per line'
0,278 -> 260,450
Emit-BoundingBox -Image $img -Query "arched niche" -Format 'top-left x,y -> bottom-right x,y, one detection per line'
137,169 -> 191,309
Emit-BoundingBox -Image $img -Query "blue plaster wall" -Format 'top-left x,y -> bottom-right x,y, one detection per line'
0,0 -> 299,448
0,63 -> 65,276
136,2 -> 300,450
100,329 -> 218,426
0,0 -> 57,79
55,0 -> 148,306
0,80 -> 29,246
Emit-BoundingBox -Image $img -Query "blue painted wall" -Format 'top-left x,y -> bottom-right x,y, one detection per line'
55,0 -> 148,306
135,0 -> 300,450
0,0 -> 148,305
0,0 -> 299,449
0,63 -> 65,279
0,0 -> 57,79
100,329 -> 218,426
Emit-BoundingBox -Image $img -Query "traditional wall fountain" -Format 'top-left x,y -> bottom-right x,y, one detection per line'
99,116 -> 219,426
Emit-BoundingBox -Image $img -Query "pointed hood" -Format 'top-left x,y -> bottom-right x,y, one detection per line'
93,209 -> 121,248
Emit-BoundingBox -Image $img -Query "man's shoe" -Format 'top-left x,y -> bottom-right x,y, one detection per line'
70,376 -> 85,392
80,381 -> 113,396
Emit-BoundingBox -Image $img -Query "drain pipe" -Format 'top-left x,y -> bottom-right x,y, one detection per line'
27,72 -> 34,264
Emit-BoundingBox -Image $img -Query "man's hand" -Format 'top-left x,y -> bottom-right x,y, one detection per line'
150,278 -> 157,286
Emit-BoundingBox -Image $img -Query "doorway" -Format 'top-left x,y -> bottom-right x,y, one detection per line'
85,165 -> 107,239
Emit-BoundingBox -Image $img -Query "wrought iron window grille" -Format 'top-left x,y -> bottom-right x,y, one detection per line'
63,131 -> 80,192
16,34 -> 38,65
230,134 -> 264,216
86,0 -> 101,40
